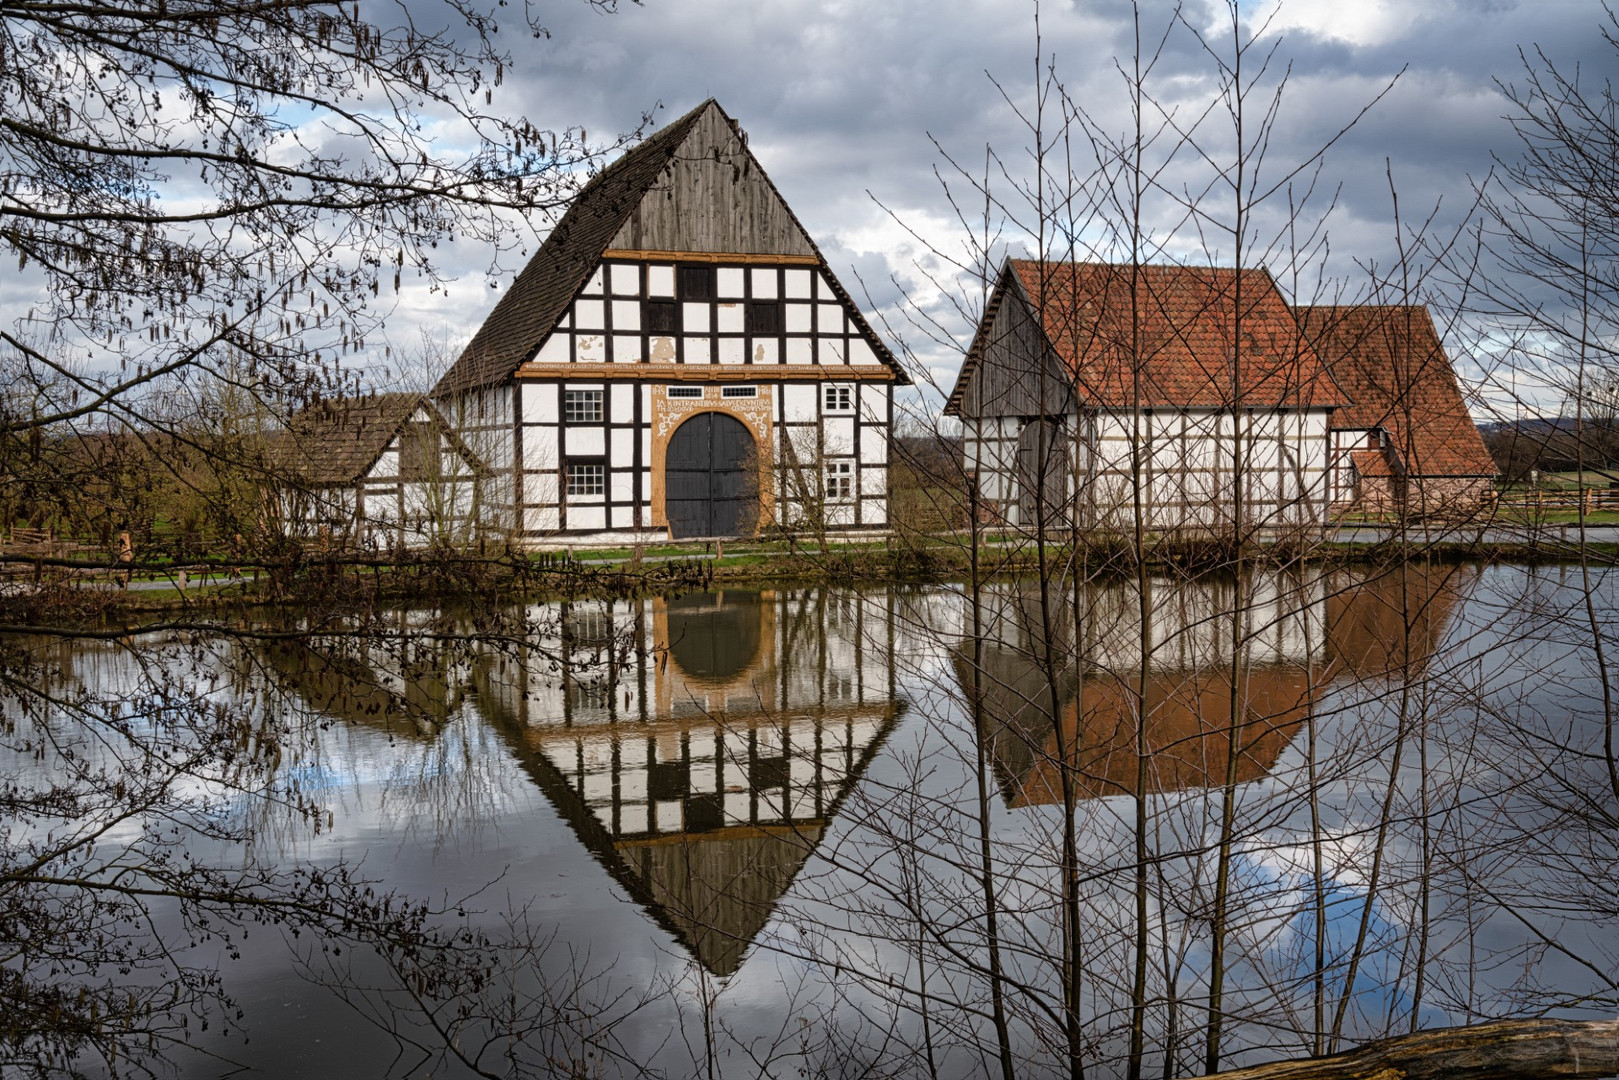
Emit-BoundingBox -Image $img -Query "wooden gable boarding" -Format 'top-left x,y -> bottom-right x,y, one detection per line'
435,100 -> 905,543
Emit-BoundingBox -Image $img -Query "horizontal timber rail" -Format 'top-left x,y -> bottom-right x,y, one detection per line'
1191,1019 -> 1619,1080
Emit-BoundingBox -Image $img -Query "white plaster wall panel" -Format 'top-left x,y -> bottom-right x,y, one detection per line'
849,339 -> 879,365
610,427 -> 633,462
641,430 -> 652,460
750,267 -> 778,299
611,300 -> 641,331
818,339 -> 846,365
817,273 -> 837,299
682,303 -> 710,334
574,299 -> 604,330
576,334 -> 605,362
718,337 -> 745,365
861,497 -> 887,525
785,269 -> 812,299
824,416 -> 854,453
526,506 -> 560,532
782,384 -> 818,423
715,302 -> 743,333
784,425 -> 819,458
860,425 -> 888,465
566,428 -> 606,456
647,264 -> 674,297
827,503 -> 855,527
608,463 -> 633,499
860,467 -> 886,496
569,506 -> 606,531
860,384 -> 887,421
376,448 -> 397,477
609,264 -> 639,296
522,433 -> 557,475
785,303 -> 811,333
816,304 -> 843,334
555,312 -> 571,329
785,338 -> 813,365
582,268 -> 604,294
523,382 -> 557,424
752,339 -> 779,364
685,337 -> 712,364
609,385 -> 634,424
717,267 -> 745,298
612,334 -> 642,363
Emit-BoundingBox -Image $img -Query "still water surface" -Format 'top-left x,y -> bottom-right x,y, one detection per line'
24,563 -> 1619,1078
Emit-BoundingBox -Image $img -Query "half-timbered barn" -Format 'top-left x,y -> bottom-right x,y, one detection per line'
1296,305 -> 1496,515
947,259 -> 1343,533
272,393 -> 487,548
433,100 -> 905,545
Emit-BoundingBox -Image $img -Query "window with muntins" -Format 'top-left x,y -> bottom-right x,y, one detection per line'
824,385 -> 853,412
667,386 -> 702,399
722,386 -> 757,398
825,461 -> 853,501
563,389 -> 603,424
565,460 -> 605,497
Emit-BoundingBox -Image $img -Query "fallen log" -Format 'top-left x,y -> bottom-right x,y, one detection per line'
1194,1019 -> 1619,1080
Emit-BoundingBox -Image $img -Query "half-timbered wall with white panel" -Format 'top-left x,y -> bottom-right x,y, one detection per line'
507,257 -> 894,542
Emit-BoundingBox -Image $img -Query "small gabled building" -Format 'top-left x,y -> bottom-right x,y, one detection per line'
434,99 -> 905,545
947,259 -> 1342,533
272,393 -> 487,548
1296,305 -> 1496,516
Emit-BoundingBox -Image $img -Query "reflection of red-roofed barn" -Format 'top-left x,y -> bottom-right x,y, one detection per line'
959,566 -> 1471,809
1298,306 -> 1496,517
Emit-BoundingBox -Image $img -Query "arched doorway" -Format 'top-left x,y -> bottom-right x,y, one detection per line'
665,412 -> 758,538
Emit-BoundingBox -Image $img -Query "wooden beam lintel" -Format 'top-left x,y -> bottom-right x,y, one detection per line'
515,363 -> 896,383
601,248 -> 822,266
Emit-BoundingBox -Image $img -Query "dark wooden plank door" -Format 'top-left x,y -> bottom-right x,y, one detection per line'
666,413 -> 758,538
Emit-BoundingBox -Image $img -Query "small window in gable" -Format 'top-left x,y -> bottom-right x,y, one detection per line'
745,301 -> 783,335
824,385 -> 853,412
679,265 -> 714,301
563,389 -> 603,424
645,300 -> 678,334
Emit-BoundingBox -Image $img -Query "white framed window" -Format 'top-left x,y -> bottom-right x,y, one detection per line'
722,385 -> 757,398
825,461 -> 854,501
563,389 -> 603,424
823,385 -> 853,411
667,386 -> 702,399
565,460 -> 605,497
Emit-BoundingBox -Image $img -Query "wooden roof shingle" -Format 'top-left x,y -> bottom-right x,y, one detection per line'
272,392 -> 423,485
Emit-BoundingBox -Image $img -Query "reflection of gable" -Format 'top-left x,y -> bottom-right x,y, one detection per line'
488,698 -> 901,976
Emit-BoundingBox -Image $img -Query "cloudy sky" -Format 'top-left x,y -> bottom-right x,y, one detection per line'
405,0 -> 1613,417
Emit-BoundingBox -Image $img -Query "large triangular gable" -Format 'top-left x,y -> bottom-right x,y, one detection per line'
437,100 -> 903,393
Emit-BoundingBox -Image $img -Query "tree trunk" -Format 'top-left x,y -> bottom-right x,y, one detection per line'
1185,1020 -> 1619,1080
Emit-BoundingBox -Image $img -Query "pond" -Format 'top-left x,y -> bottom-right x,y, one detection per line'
7,562 -> 1619,1078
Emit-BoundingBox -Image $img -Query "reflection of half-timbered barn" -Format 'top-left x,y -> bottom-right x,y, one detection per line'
957,567 -> 1469,808
476,589 -> 901,975
948,260 -> 1342,532
1297,305 -> 1496,515
435,100 -> 905,545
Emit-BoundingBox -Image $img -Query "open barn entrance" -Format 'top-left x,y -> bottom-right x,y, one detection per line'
665,413 -> 758,538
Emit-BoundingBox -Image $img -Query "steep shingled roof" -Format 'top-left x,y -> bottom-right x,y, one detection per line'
434,99 -> 903,393
1297,305 -> 1496,477
272,392 -> 423,485
433,102 -> 714,394
1010,260 -> 1342,409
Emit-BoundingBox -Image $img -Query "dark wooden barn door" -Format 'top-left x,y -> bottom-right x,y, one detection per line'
1016,418 -> 1068,528
665,413 -> 758,538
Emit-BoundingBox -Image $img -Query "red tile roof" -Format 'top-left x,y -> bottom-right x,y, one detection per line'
1298,305 -> 1496,477
1006,260 -> 1343,409
1350,448 -> 1394,479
